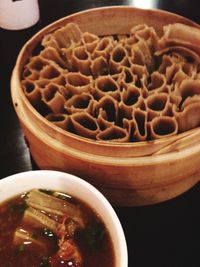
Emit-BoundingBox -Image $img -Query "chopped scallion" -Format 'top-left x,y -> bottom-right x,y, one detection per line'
40,256 -> 50,266
18,244 -> 25,252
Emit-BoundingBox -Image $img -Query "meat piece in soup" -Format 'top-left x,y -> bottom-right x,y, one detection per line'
0,189 -> 115,267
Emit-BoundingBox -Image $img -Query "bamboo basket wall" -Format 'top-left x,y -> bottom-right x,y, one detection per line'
11,6 -> 200,206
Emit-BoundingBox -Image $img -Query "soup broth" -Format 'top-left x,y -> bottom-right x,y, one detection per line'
0,189 -> 115,267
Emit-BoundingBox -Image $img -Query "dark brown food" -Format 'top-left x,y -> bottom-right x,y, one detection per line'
0,189 -> 115,267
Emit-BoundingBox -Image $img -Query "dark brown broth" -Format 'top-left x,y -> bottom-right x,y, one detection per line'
0,191 -> 115,267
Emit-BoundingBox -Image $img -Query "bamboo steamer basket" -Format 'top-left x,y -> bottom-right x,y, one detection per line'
11,6 -> 200,206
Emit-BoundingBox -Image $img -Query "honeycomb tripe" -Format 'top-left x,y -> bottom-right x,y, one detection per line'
21,22 -> 200,142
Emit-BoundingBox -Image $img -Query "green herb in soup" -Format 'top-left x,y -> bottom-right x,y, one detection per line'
0,189 -> 115,267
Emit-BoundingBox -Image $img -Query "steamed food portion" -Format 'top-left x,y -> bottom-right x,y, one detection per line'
0,189 -> 115,267
21,22 -> 200,142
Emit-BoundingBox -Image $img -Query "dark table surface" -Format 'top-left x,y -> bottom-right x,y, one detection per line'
1,1 -> 200,266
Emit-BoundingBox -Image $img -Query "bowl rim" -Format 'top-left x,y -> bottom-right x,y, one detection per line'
0,170 -> 128,267
11,5 -> 200,152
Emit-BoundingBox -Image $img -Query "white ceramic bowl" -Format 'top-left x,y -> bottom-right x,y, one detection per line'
0,170 -> 128,267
